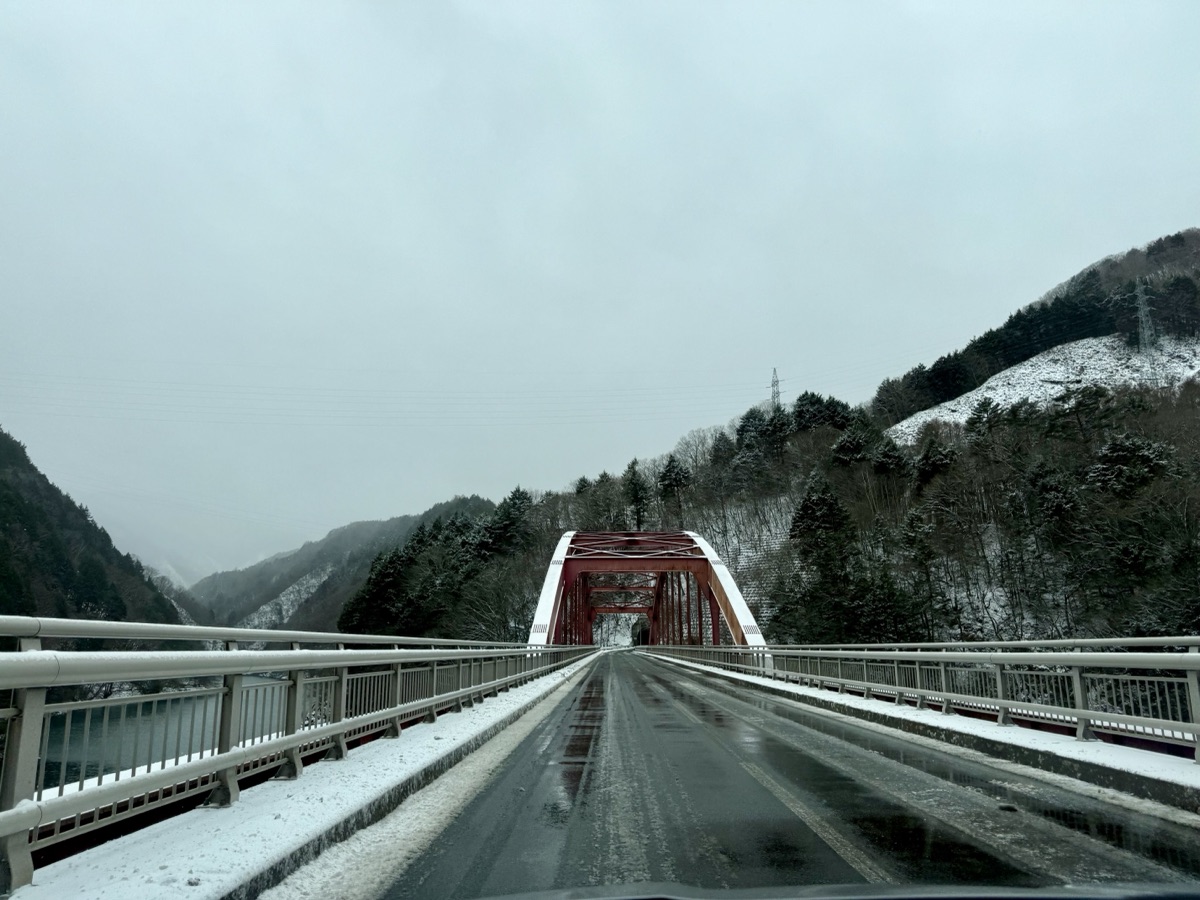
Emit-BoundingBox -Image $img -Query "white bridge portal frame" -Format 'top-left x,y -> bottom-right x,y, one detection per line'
527,531 -> 767,647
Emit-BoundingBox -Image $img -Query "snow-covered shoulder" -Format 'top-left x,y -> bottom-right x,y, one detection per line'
14,657 -> 597,900
887,335 -> 1200,445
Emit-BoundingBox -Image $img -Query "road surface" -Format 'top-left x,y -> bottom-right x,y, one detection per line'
383,652 -> 1200,898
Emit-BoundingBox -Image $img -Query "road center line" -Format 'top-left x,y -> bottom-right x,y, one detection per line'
738,760 -> 893,885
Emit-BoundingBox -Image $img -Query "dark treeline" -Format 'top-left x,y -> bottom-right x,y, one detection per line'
339,487 -> 546,641
191,495 -> 496,630
342,231 -> 1200,644
872,230 -> 1200,425
0,426 -> 179,628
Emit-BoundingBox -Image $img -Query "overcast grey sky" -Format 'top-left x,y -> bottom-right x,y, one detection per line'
2,1 -> 1198,583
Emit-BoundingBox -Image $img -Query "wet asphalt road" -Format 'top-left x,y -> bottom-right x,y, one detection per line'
382,652 -> 1200,899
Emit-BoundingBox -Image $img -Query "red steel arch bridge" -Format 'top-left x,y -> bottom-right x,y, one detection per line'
527,531 -> 767,646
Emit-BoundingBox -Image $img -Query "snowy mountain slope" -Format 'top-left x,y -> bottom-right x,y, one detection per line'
237,564 -> 334,630
187,496 -> 497,634
690,496 -> 795,621
886,335 -> 1200,445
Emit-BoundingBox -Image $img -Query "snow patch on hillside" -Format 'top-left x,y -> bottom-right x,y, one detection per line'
701,498 -> 794,622
887,335 -> 1200,445
167,598 -> 198,626
237,565 -> 334,631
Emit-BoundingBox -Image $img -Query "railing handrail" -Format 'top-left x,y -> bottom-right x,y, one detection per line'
644,644 -> 1200,771
716,647 -> 1200,669
0,615 -> 532,649
0,645 -> 570,690
761,636 -> 1200,651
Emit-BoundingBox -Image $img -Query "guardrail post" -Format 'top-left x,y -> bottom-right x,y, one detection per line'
274,642 -> 306,778
487,657 -> 500,698
208,674 -> 244,806
939,662 -> 955,715
276,668 -> 307,779
893,659 -> 904,705
1070,666 -> 1095,740
385,662 -> 404,738
0,687 -> 46,892
453,660 -> 467,711
327,667 -> 349,759
994,664 -> 1012,725
476,658 -> 489,701
425,663 -> 439,723
1186,647 -> 1200,764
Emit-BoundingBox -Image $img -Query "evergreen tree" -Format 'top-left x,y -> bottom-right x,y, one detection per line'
657,454 -> 692,503
657,454 -> 692,526
623,459 -> 650,531
709,432 -> 736,469
482,487 -> 535,556
735,407 -> 768,452
792,391 -> 828,431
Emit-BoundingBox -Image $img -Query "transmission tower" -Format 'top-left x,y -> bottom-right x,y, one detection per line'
1136,280 -> 1161,387
770,368 -> 781,409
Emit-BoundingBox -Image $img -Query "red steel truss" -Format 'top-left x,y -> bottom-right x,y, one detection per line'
528,531 -> 765,647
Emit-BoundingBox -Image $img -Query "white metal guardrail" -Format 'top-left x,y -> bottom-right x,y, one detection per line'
0,616 -> 596,892
0,614 -> 529,651
646,641 -> 1200,762
761,636 -> 1200,650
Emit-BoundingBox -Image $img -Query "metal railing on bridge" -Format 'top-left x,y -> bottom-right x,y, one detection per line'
645,637 -> 1200,762
0,616 -> 595,892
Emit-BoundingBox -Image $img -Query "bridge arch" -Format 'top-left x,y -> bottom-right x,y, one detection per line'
527,531 -> 766,646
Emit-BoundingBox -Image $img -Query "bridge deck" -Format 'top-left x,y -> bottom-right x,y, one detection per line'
377,653 -> 1198,897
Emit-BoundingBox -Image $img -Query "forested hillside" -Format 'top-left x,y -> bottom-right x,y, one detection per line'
190,495 -> 496,632
0,426 -> 180,626
339,488 -> 542,641
342,230 -> 1200,644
